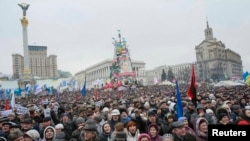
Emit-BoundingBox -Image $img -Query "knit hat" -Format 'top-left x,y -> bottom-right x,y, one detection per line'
138,133 -> 151,141
111,109 -> 120,116
147,110 -> 156,116
217,113 -> 228,121
237,120 -> 249,125
76,117 -> 85,125
206,109 -> 214,114
55,123 -> 64,129
102,107 -> 109,113
25,129 -> 40,140
162,133 -> 174,140
178,117 -> 187,122
84,119 -> 97,131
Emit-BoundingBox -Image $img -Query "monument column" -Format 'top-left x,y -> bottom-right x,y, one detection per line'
18,3 -> 36,91
18,3 -> 30,75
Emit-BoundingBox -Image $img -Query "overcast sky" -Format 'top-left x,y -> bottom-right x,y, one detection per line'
1,0 -> 250,76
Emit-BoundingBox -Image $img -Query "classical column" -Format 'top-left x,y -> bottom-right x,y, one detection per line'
18,3 -> 30,75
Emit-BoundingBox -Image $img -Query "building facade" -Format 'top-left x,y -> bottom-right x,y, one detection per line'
74,59 -> 145,89
12,45 -> 58,79
145,63 -> 194,85
12,54 -> 24,79
195,21 -> 243,81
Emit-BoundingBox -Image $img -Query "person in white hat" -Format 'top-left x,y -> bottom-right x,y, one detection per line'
108,109 -> 121,131
24,129 -> 41,141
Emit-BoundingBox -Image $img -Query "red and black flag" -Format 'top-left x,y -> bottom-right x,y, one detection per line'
188,64 -> 197,107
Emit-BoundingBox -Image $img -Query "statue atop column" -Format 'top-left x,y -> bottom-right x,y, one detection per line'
18,3 -> 30,17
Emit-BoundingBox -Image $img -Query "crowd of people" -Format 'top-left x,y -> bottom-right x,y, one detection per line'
0,83 -> 250,141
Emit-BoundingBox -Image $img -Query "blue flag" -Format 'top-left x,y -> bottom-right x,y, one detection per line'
176,80 -> 183,118
243,71 -> 249,82
81,78 -> 87,96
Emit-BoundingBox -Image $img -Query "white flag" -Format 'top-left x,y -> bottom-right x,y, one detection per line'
11,93 -> 15,109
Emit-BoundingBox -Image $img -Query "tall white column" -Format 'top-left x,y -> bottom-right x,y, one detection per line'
21,17 -> 30,74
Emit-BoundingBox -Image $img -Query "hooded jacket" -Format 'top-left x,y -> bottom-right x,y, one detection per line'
42,126 -> 56,141
148,123 -> 162,141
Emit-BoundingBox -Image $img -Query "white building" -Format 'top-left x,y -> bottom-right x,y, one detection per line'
74,59 -> 145,89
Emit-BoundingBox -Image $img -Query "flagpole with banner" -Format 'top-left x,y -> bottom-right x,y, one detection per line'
81,75 -> 87,97
187,64 -> 197,107
176,80 -> 183,119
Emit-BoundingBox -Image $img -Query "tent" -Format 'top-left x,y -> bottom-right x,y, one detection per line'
214,80 -> 245,87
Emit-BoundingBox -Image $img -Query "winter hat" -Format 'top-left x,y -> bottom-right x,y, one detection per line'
206,109 -> 214,114
178,117 -> 187,122
119,108 -> 128,115
217,113 -> 228,121
102,107 -> 109,113
138,133 -> 151,141
55,123 -> 64,129
76,117 -> 85,125
144,101 -> 150,108
147,110 -> 156,116
148,123 -> 159,133
25,129 -> 40,140
162,133 -> 174,140
111,109 -> 120,116
84,119 -> 97,131
237,120 -> 249,125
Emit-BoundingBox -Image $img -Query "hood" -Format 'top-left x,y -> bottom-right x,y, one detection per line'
194,117 -> 208,131
148,123 -> 159,136
43,126 -> 56,141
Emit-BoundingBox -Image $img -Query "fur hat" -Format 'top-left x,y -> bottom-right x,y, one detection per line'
217,113 -> 229,121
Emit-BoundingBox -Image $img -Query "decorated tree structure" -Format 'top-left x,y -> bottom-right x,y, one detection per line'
110,30 -> 136,88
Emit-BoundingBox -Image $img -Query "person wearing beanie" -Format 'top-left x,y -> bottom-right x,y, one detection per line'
7,130 -> 24,141
61,113 -> 75,140
162,133 -> 174,141
120,108 -> 131,127
145,109 -> 164,136
55,123 -> 67,141
71,117 -> 85,141
137,133 -> 151,141
216,113 -> 231,125
170,121 -> 196,141
125,121 -> 140,141
205,109 -> 216,124
111,122 -> 126,141
83,119 -> 100,141
177,117 -> 196,137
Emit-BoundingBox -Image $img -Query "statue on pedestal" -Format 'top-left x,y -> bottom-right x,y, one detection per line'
18,3 -> 30,17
